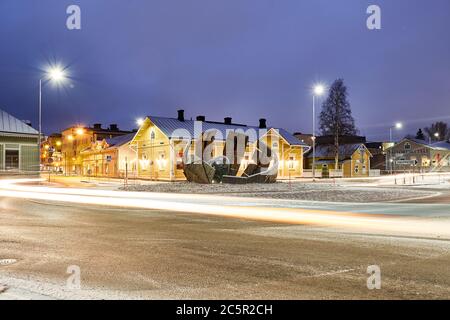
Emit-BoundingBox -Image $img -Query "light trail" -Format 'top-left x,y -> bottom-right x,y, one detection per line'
0,179 -> 449,239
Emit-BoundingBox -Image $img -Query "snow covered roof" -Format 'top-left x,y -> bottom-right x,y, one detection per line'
307,143 -> 369,159
146,116 -> 307,147
430,141 -> 450,151
105,132 -> 136,148
0,108 -> 38,135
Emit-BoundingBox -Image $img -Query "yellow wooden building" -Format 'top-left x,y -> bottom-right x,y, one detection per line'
305,143 -> 372,178
80,133 -> 137,178
130,111 -> 309,181
61,124 -> 132,175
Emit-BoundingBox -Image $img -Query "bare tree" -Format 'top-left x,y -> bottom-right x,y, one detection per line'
319,79 -> 357,169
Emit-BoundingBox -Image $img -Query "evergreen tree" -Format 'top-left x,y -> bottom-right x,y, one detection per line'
415,129 -> 425,141
319,79 -> 357,169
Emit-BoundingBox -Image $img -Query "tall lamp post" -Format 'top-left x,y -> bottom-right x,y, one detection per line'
39,67 -> 67,171
388,122 -> 402,174
312,84 -> 325,181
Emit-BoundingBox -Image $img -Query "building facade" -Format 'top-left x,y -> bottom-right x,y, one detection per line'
0,109 -> 39,173
305,143 -> 372,178
130,111 -> 308,181
386,138 -> 450,172
41,133 -> 63,172
80,133 -> 137,178
61,124 -> 132,175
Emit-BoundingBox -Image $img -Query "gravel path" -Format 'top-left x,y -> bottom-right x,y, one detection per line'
121,182 -> 437,203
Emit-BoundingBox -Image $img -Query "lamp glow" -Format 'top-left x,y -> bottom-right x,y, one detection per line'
395,122 -> 403,129
136,118 -> 145,126
313,84 -> 325,96
47,67 -> 66,83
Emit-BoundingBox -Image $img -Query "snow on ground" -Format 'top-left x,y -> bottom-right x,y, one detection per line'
121,181 -> 438,203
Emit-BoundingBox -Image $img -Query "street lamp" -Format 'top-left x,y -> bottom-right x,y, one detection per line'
430,132 -> 440,144
39,66 -> 68,170
388,122 -> 403,174
136,118 -> 145,126
312,84 -> 325,180
76,128 -> 85,136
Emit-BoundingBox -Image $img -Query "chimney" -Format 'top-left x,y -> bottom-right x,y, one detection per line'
224,117 -> 232,125
93,123 -> 102,130
177,109 -> 185,122
259,118 -> 267,129
109,124 -> 119,131
196,115 -> 206,122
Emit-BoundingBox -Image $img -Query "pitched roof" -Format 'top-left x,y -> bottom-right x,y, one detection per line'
430,141 -> 450,151
0,108 -> 38,135
105,132 -> 136,148
405,138 -> 430,146
307,143 -> 368,159
147,116 -> 308,147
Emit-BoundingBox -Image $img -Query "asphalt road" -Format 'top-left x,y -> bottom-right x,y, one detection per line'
1,195 -> 449,299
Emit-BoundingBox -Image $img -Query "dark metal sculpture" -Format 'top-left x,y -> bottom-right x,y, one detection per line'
183,131 -> 278,184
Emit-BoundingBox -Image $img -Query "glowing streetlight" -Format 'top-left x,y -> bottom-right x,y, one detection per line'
39,64 -> 69,169
76,128 -> 85,135
429,132 -> 440,144
312,83 -> 326,181
47,67 -> 66,83
388,122 -> 403,174
313,84 -> 325,96
136,118 -> 145,126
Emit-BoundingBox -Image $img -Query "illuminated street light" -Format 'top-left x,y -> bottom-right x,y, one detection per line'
313,84 -> 325,96
388,122 -> 403,175
76,128 -> 85,135
47,67 -> 66,83
312,83 -> 326,181
39,64 -> 69,170
136,118 -> 145,126
430,132 -> 440,144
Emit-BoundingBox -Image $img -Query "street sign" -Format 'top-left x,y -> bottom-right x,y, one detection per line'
395,160 -> 417,165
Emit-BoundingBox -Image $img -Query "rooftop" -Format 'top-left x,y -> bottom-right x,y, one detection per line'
146,115 -> 307,147
0,108 -> 39,135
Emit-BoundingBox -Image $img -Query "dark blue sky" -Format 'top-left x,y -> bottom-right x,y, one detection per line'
0,0 -> 449,141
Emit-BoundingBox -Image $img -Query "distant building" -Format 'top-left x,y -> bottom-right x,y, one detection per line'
41,133 -> 63,172
130,110 -> 308,181
365,141 -> 385,170
61,123 -> 132,175
386,138 -> 450,172
293,133 -> 314,146
80,133 -> 137,178
0,108 -> 39,172
305,143 -> 372,177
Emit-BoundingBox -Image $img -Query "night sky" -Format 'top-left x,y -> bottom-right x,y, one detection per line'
0,0 -> 449,141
